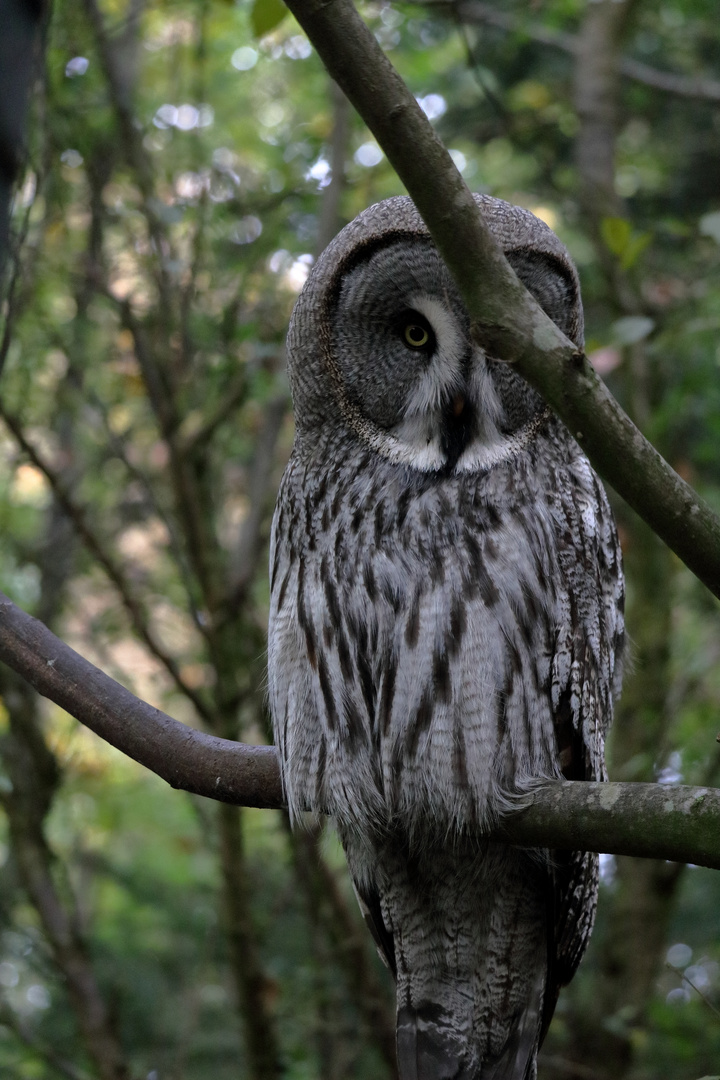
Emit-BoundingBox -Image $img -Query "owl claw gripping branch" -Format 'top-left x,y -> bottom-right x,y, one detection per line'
268,195 -> 624,1080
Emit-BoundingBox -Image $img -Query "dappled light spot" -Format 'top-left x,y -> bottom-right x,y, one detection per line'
10,465 -> 50,508
26,985 -> 50,1009
212,147 -> 238,172
230,216 -> 263,245
307,157 -> 331,189
657,750 -> 683,785
65,56 -> 89,77
589,347 -> 622,375
60,149 -> 83,168
448,149 -> 467,173
175,105 -> 200,131
153,104 -> 213,131
154,103 -> 178,129
417,93 -> 446,121
666,943 -> 693,968
527,205 -> 559,231
354,142 -> 383,168
231,46 -> 258,71
175,171 -> 208,200
0,963 -> 19,989
599,852 -> 616,883
284,35 -> 311,60
269,250 -> 314,291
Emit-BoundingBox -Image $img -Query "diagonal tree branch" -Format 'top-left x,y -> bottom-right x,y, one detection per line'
0,590 -> 280,808
1,590 -> 720,869
281,0 -> 720,599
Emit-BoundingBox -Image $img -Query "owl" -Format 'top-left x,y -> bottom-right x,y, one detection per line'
268,195 -> 624,1080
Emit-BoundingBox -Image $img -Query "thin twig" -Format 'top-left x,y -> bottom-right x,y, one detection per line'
86,389 -> 207,631
0,1001 -> 95,1080
179,369 -> 249,455
425,0 -> 720,102
666,962 -> 720,1019
0,407 -> 214,722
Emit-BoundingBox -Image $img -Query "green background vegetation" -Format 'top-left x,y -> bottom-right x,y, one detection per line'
1,1 -> 720,1077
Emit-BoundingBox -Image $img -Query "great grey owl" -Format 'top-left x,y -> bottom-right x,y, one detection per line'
268,195 -> 624,1080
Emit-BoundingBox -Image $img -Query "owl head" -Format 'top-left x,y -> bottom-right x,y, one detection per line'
287,195 -> 583,472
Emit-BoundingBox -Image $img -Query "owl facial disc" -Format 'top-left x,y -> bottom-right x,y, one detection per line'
327,242 -> 545,475
286,196 -> 583,476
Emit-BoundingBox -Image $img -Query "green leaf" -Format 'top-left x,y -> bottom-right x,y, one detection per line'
620,231 -> 651,271
600,217 -> 651,269
251,0 -> 288,38
600,216 -> 631,256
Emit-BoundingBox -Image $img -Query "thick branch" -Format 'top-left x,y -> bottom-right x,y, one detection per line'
0,591 -> 280,808
282,0 -> 720,599
498,781 -> 720,869
1,592 -> 720,867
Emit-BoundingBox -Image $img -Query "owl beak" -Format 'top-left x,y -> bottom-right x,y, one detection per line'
440,393 -> 474,470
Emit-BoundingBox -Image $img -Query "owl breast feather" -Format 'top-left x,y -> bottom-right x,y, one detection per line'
268,426 -> 619,837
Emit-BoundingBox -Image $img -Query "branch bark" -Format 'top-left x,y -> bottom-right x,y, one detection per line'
0,590 -> 281,808
2,591 -> 720,869
281,0 -> 720,601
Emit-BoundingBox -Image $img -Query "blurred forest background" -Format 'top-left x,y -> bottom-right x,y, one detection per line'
1,0 -> 720,1077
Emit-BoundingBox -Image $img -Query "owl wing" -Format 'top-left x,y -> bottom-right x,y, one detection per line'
543,449 -> 624,1024
351,874 -> 397,976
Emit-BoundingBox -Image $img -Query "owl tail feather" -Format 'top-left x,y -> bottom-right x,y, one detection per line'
396,1004 -> 470,1080
396,972 -> 544,1080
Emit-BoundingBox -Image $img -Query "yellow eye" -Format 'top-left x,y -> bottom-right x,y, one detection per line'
404,323 -> 430,349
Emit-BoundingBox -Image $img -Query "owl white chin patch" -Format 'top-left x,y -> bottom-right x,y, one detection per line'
366,408 -> 551,474
369,421 -> 446,471
455,408 -> 553,473
455,433 -> 529,473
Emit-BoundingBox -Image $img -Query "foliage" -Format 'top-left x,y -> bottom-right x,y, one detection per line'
0,0 -> 720,1077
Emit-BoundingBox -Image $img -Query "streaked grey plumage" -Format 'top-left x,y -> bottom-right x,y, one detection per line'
268,195 -> 624,1079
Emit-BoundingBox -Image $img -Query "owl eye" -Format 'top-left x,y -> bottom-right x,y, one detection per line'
404,323 -> 429,348
399,312 -> 434,352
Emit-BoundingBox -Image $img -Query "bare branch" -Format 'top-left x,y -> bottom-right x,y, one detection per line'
179,369 -> 249,455
495,779 -> 720,870
0,1000 -> 95,1080
428,0 -> 720,102
81,0 -> 175,315
217,802 -> 283,1080
2,591 -> 720,868
0,406 -> 214,722
230,393 -> 288,602
0,667 -> 131,1080
282,0 -> 720,600
315,78 -> 352,256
